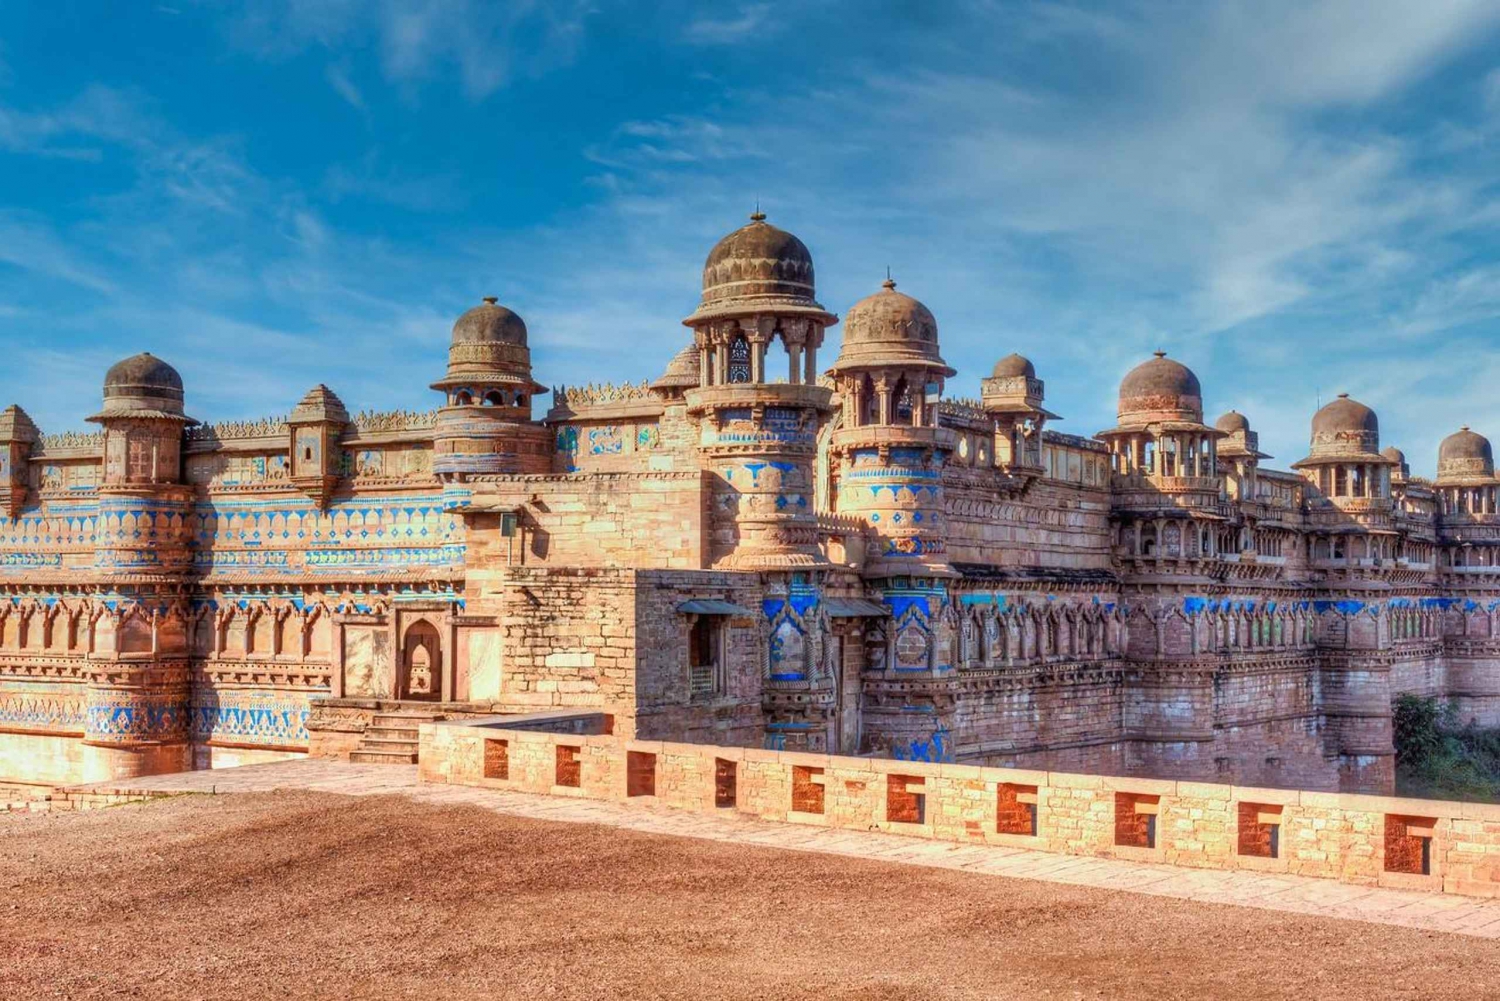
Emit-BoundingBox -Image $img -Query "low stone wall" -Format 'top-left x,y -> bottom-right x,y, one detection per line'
419,720 -> 1500,898
2,788 -> 174,815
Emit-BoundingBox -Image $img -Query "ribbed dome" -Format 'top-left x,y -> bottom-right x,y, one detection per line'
90,352 -> 191,422
651,344 -> 700,391
991,353 -> 1036,379
829,279 -> 953,374
698,212 -> 816,308
1437,426 -> 1495,484
1117,352 -> 1203,423
1215,410 -> 1250,433
452,296 -> 528,346
1381,446 -> 1406,464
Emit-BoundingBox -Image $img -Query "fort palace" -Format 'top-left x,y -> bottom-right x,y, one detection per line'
1,211 -> 1496,795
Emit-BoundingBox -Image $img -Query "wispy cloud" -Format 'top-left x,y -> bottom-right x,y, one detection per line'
324,61 -> 367,114
683,4 -> 773,45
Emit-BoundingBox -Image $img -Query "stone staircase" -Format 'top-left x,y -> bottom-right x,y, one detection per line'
349,711 -> 439,765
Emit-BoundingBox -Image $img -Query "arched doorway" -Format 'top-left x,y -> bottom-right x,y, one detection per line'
400,620 -> 443,701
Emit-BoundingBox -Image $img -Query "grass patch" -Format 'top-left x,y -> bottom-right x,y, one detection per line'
1393,694 -> 1500,803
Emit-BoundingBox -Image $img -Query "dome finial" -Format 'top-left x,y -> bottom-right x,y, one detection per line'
482,295 -> 498,305
1153,349 -> 1166,359
750,198 -> 765,223
882,266 -> 895,291
1337,392 -> 1349,399
1462,424 -> 1471,432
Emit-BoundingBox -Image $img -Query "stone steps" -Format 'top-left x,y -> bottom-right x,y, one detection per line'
351,710 -> 440,765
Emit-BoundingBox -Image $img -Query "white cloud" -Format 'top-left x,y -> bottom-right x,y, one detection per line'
324,61 -> 366,113
683,4 -> 773,45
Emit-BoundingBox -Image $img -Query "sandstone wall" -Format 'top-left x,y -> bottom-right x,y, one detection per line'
421,720 -> 1500,899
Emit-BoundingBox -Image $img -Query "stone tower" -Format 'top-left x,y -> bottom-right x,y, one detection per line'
1292,394 -> 1400,791
287,384 -> 350,510
826,278 -> 957,754
682,212 -> 836,572
431,296 -> 553,511
0,405 -> 39,519
980,353 -> 1055,473
84,353 -> 197,779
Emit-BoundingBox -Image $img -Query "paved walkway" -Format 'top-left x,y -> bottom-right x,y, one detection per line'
66,759 -> 1500,940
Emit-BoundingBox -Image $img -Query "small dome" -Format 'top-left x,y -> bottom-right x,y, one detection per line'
1117,351 -> 1203,423
829,278 -> 952,374
91,352 -> 190,422
104,352 -> 183,397
433,296 -> 541,391
651,344 -> 700,391
1437,426 -> 1495,484
1381,445 -> 1406,464
698,211 -> 817,309
452,296 -> 528,347
991,353 -> 1036,379
1215,410 -> 1250,433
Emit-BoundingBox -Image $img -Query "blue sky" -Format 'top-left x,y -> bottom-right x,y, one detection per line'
3,1 -> 1500,475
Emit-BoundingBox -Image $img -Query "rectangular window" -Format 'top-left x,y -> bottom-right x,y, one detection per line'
483,739 -> 509,781
714,758 -> 737,809
791,765 -> 825,815
1114,792 -> 1159,849
1237,802 -> 1281,858
887,774 -> 926,824
555,745 -> 581,788
1385,815 -> 1435,875
689,615 -> 725,699
996,783 -> 1039,836
626,751 -> 657,798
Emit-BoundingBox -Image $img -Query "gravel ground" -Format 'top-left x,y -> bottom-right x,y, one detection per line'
0,790 -> 1493,1000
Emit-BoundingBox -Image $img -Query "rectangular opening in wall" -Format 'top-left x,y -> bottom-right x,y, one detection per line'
1114,792 -> 1159,849
791,765 -> 825,815
555,744 -> 581,788
886,774 -> 926,824
626,751 -> 657,798
714,758 -> 737,809
1237,802 -> 1281,858
1385,814 -> 1435,875
482,739 -> 509,781
997,783 -> 1039,836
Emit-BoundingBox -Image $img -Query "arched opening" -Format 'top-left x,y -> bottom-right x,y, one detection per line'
894,377 -> 914,425
454,390 -> 473,406
483,390 -> 506,407
859,375 -> 876,426
400,620 -> 443,700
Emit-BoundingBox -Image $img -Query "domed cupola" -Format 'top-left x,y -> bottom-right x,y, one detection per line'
1436,426 -> 1495,485
649,344 -> 701,398
1214,410 -> 1269,461
1117,351 -> 1203,426
1305,393 -> 1382,459
991,353 -> 1036,379
89,352 -> 194,423
431,296 -> 545,403
828,279 -> 954,376
689,211 -> 825,320
430,297 -> 552,482
1382,445 -> 1410,482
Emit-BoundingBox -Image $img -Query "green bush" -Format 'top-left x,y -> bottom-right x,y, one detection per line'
1393,694 -> 1500,802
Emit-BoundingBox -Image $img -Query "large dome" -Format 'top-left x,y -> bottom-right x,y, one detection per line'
90,352 -> 191,422
452,296 -> 528,346
1300,393 -> 1383,463
991,353 -> 1036,379
829,278 -> 952,373
1117,352 -> 1203,424
1437,426 -> 1495,484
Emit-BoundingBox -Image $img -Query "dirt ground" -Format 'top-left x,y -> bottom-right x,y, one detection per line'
1,791 -> 1494,1001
